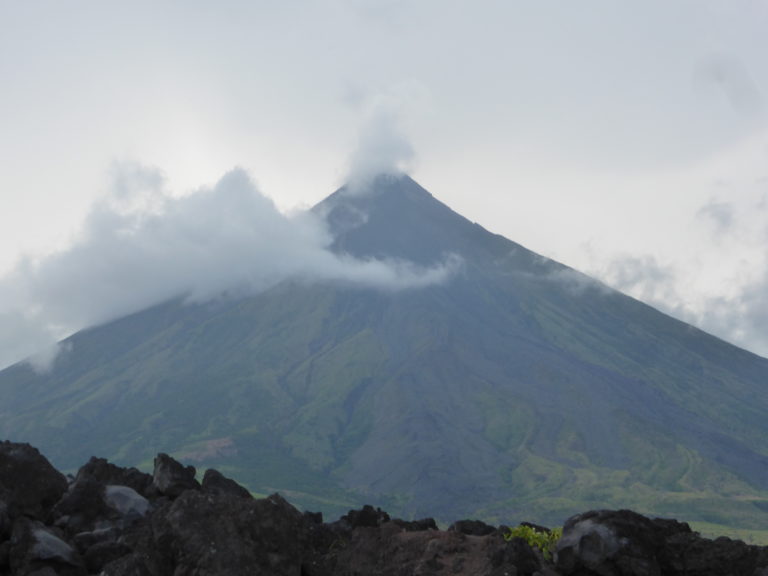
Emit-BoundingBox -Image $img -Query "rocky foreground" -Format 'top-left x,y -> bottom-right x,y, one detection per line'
1,441 -> 767,576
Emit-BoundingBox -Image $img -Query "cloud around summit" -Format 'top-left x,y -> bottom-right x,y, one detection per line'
343,95 -> 417,194
0,163 -> 459,371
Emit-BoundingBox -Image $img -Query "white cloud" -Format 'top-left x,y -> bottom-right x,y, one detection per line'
599,255 -> 687,317
343,87 -> 424,194
0,163 -> 459,371
697,198 -> 735,234
590,192 -> 768,358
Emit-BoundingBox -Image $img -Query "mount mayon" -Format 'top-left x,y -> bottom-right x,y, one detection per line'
2,174 -> 768,530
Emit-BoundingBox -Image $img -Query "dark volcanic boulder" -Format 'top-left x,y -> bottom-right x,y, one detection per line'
0,441 -> 68,520
52,476 -> 113,535
327,521 -> 533,576
557,509 -> 701,576
76,456 -> 153,497
339,504 -> 391,529
72,526 -> 121,552
83,540 -> 132,573
103,485 -> 150,519
392,517 -> 439,532
100,553 -> 152,576
0,539 -> 9,572
490,536 -> 546,576
449,518 -> 497,536
556,508 -> 768,575
53,477 -> 150,539
121,491 -> 308,576
151,453 -> 200,498
9,518 -> 85,576
0,499 -> 10,539
663,531 -> 768,576
556,509 -> 676,575
201,468 -> 252,499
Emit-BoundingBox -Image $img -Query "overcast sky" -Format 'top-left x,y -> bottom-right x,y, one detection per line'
1,0 -> 767,367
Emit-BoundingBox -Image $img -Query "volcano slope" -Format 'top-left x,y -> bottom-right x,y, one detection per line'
1,174 -> 767,529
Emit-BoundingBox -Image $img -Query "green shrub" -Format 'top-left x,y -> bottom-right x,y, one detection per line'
503,524 -> 563,561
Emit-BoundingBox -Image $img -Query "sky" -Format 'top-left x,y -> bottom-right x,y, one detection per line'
1,0 -> 767,368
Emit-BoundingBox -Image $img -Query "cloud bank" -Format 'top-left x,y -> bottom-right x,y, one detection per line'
591,185 -> 768,358
0,164 -> 459,371
600,252 -> 768,358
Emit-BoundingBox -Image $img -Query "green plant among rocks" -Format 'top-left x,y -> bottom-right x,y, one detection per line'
503,524 -> 562,561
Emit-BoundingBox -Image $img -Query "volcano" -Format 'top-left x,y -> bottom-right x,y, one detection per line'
2,174 -> 767,529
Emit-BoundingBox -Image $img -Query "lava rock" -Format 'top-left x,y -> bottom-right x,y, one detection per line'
201,468 -> 252,499
490,536 -> 542,576
329,521 -> 505,576
557,509 -> 662,575
72,526 -> 120,552
125,491 -> 308,575
0,499 -> 11,539
556,508 -> 768,576
449,518 -> 497,536
663,531 -> 768,576
9,518 -> 85,576
83,540 -> 132,573
99,553 -> 152,576
0,540 -> 9,570
76,457 -> 152,498
104,485 -> 150,519
5,442 -> 768,576
393,517 -> 439,532
303,510 -> 323,525
556,509 -> 699,576
52,476 -> 112,535
0,441 -> 68,521
151,453 -> 200,498
340,504 -> 391,529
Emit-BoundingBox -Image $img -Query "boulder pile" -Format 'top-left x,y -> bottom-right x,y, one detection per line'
1,440 -> 766,576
